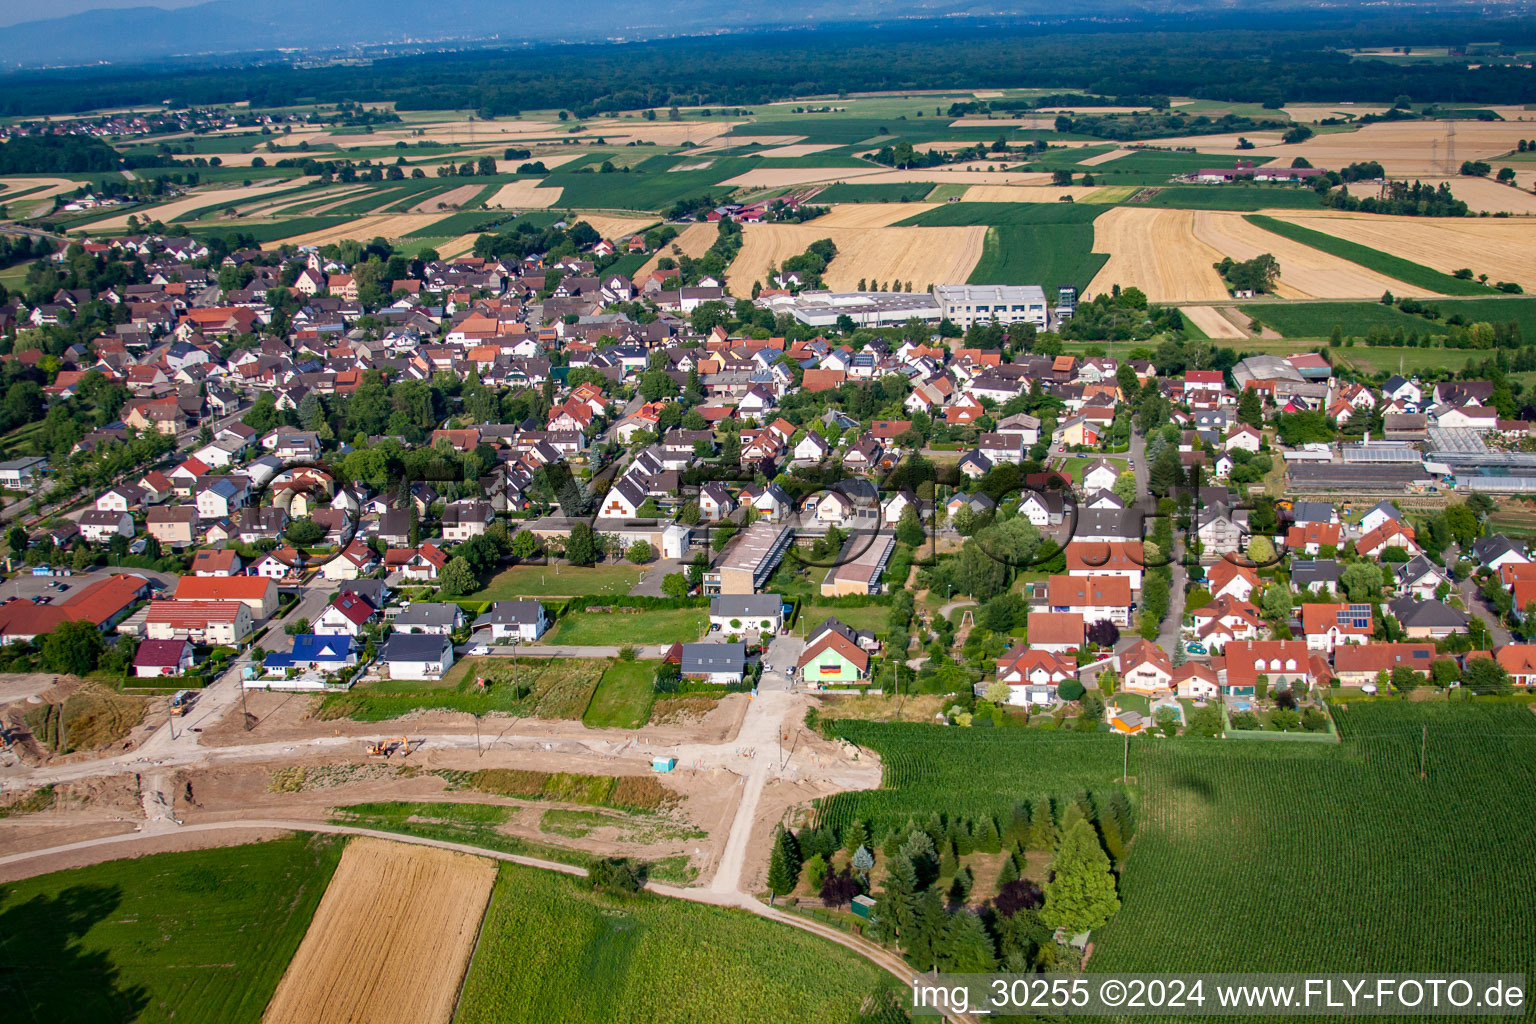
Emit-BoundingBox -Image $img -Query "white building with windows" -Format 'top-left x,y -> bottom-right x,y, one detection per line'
933,284 -> 1048,329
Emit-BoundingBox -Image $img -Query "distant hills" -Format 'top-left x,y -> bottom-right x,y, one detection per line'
0,0 -> 1417,70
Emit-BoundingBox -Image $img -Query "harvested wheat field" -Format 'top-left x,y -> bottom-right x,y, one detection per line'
948,117 -> 1061,130
263,837 -> 496,1024
961,185 -> 1111,203
438,233 -> 484,259
277,213 -> 449,247
727,223 -> 984,295
577,214 -> 660,239
83,178 -> 310,231
1275,213 -> 1536,291
813,202 -> 939,227
1430,176 -> 1536,215
486,179 -> 561,208
1181,304 -> 1251,339
1192,210 -> 1439,299
1078,148 -> 1138,166
1282,104 -> 1392,123
1087,207 -> 1229,302
410,183 -> 483,213
757,143 -> 840,158
632,221 -> 718,280
0,176 -> 80,216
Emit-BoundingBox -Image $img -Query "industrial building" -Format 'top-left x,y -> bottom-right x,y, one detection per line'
755,290 -> 940,328
932,284 -> 1048,329
704,522 -> 794,595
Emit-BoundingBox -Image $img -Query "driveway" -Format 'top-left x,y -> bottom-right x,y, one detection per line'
629,557 -> 686,597
759,635 -> 803,691
1456,574 -> 1512,646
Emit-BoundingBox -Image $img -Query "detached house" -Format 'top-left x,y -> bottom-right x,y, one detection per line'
1119,639 -> 1174,696
994,646 -> 1075,706
1301,602 -> 1373,653
1048,575 -> 1132,627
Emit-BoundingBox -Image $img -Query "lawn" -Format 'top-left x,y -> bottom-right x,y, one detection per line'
581,659 -> 658,728
1238,300 -> 1429,338
454,863 -> 906,1024
550,607 -> 705,646
1244,215 -> 1496,295
1138,185 -> 1325,210
1333,344 -> 1493,377
819,703 -> 1536,983
317,657 -> 609,721
0,834 -> 342,1024
477,562 -> 642,599
799,601 -> 891,635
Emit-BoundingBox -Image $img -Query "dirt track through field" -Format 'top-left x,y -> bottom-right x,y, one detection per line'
1086,207 -> 1229,302
1181,305 -> 1250,339
1191,210 -> 1441,299
262,837 -> 495,1024
727,222 -> 983,295
1274,212 -> 1536,291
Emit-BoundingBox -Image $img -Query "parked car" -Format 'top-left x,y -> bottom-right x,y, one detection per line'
1185,642 -> 1207,655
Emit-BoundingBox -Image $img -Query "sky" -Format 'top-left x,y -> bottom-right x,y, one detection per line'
0,0 -> 203,27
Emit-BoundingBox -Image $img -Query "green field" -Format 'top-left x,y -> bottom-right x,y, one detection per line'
900,202 -> 1108,294
454,863 -> 905,1024
814,182 -> 938,203
317,657 -> 608,721
799,601 -> 892,636
186,216 -> 347,243
477,562 -> 641,599
582,659 -> 658,728
1238,301 -> 1430,338
0,835 -> 342,1024
1138,185 -> 1324,210
1334,345 -> 1492,376
1422,297 -> 1536,340
819,703 -> 1536,983
1245,215 -> 1496,295
550,607 -> 706,646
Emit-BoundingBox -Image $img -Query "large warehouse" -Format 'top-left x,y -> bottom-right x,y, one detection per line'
932,284 -> 1048,329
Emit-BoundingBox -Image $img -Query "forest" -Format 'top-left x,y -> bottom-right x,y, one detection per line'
2,13 -> 1536,117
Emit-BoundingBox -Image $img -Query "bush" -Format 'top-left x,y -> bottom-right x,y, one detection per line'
588,857 -> 646,893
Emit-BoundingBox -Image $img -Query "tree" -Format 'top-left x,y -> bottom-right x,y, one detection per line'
1260,582 -> 1292,621
1149,444 -> 1183,497
42,619 -> 103,676
1463,656 -> 1511,695
626,541 -> 653,564
1112,471 -> 1138,505
1086,619 -> 1119,647
983,680 -> 1012,705
1340,562 -> 1384,602
1237,388 -> 1263,428
564,523 -> 597,566
510,530 -> 539,560
766,827 -> 801,896
284,616 -> 310,636
896,503 -> 925,547
438,556 -> 477,597
1041,819 -> 1120,934
661,572 -> 689,598
6,525 -> 27,557
1390,665 -> 1422,694
1431,658 -> 1460,688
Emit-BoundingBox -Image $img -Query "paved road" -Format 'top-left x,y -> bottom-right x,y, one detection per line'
1456,574 -> 1512,646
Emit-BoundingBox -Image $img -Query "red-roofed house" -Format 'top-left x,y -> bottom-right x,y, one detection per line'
1047,574 -> 1132,626
1286,521 -> 1341,556
995,646 -> 1075,705
134,638 -> 195,678
1025,611 -> 1085,653
1301,602 -> 1373,653
1120,638 -> 1173,695
314,591 -> 377,637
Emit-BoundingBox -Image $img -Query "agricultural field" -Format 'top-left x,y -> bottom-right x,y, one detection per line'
1135,185 -> 1326,210
581,659 -> 659,728
1086,207 -> 1229,302
1191,210 -> 1439,300
317,657 -> 607,721
0,835 -> 343,1024
476,562 -> 641,599
549,606 -> 706,646
1179,304 -> 1251,339
264,838 -> 495,1024
725,221 -> 984,295
822,703 -> 1536,983
454,863 -> 906,1024
898,202 -> 1109,295
812,182 -> 938,203
1237,301 -> 1431,338
1244,214 -> 1497,295
1274,212 -> 1536,292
